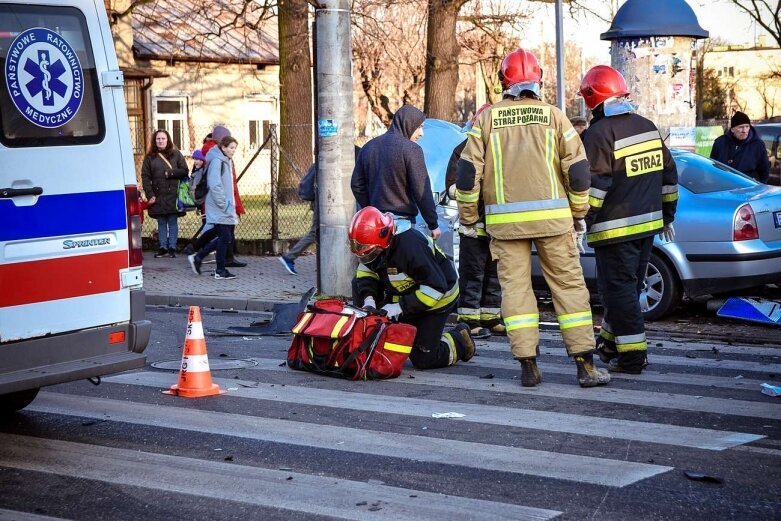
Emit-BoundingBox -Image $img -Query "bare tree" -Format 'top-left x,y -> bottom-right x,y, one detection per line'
352,0 -> 427,130
278,0 -> 313,202
424,0 -> 470,120
726,0 -> 781,47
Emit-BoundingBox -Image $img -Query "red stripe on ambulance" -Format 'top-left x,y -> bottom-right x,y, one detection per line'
0,251 -> 128,308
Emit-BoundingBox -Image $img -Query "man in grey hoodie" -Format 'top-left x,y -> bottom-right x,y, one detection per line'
351,105 -> 440,240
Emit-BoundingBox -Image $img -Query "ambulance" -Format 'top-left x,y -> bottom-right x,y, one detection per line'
0,0 -> 150,413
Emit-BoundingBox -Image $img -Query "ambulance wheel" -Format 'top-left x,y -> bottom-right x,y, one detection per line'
640,253 -> 680,322
0,388 -> 40,415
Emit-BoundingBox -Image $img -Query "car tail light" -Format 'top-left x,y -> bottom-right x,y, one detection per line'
733,204 -> 759,241
125,185 -> 144,267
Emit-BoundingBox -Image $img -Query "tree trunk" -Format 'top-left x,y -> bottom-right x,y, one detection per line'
424,0 -> 467,120
278,0 -> 313,203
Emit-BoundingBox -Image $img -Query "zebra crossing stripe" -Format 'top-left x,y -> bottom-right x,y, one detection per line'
0,433 -> 561,521
104,372 -> 764,450
242,358 -> 780,420
448,354 -> 771,391
29,392 -> 671,487
478,340 -> 781,373
0,508 -> 68,521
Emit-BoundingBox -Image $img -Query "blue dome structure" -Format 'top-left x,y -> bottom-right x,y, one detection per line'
601,0 -> 709,40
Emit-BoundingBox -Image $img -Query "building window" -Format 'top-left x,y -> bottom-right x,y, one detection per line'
248,119 -> 271,149
245,97 -> 276,150
154,96 -> 188,152
124,79 -> 145,158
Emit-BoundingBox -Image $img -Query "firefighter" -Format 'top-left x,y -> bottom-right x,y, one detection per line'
456,48 -> 609,388
445,104 -> 504,339
579,65 -> 678,374
349,206 -> 475,369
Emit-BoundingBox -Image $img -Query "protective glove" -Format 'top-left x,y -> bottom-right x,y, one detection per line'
573,218 -> 586,254
459,224 -> 478,239
659,223 -> 675,242
362,296 -> 377,311
381,303 -> 402,319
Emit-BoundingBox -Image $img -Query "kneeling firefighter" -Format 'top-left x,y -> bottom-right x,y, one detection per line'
349,207 -> 476,369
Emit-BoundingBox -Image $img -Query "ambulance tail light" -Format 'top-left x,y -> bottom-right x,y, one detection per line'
733,204 -> 758,241
125,185 -> 144,266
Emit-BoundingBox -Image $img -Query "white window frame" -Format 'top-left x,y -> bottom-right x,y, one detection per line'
245,95 -> 277,151
153,95 -> 189,153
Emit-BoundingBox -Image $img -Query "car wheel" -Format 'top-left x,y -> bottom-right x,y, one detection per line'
640,253 -> 681,321
0,388 -> 40,415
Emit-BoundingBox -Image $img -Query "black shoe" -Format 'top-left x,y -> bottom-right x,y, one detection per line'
607,356 -> 648,375
596,339 -> 618,364
187,254 -> 201,275
575,353 -> 611,387
520,359 -> 542,387
154,248 -> 167,258
214,270 -> 237,280
167,248 -> 176,258
224,259 -> 247,268
183,244 -> 195,255
469,326 -> 491,339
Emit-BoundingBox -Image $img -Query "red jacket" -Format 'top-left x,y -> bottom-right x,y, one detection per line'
202,140 -> 245,215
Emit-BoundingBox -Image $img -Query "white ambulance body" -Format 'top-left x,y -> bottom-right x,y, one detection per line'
0,0 -> 149,412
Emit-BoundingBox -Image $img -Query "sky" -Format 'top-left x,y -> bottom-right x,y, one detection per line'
521,0 -> 774,62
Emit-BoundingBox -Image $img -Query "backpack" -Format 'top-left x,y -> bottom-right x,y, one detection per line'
191,165 -> 208,205
297,164 -> 316,202
287,299 -> 416,380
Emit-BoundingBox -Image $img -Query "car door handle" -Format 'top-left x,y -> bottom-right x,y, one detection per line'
0,187 -> 43,198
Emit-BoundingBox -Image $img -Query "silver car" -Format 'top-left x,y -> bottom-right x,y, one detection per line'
420,124 -> 781,321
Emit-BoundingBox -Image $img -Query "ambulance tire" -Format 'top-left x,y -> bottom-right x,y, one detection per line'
0,388 -> 39,415
641,252 -> 680,322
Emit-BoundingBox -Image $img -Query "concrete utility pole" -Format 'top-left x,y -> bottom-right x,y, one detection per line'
554,0 -> 566,112
315,0 -> 356,298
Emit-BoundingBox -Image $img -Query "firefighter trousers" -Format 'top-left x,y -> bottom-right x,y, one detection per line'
403,300 -> 461,369
595,236 -> 653,370
457,234 -> 502,328
491,232 -> 595,359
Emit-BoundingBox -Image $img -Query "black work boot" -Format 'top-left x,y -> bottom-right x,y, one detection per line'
575,353 -> 611,387
595,337 -> 618,364
450,323 -> 476,362
608,352 -> 649,374
520,359 -> 542,387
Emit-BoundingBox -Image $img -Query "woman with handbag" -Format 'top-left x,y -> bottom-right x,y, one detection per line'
141,129 -> 189,258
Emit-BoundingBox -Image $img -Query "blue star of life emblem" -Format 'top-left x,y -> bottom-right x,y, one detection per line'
4,27 -> 84,129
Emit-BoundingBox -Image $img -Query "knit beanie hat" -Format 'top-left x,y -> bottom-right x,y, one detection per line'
212,125 -> 231,141
730,111 -> 750,128
192,149 -> 205,161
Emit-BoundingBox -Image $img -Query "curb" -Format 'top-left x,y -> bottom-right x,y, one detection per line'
145,293 -> 293,312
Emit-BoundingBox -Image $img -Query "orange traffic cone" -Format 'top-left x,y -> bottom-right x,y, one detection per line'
163,306 -> 226,398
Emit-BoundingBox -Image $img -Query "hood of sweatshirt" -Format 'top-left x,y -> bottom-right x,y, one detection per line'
388,105 -> 426,139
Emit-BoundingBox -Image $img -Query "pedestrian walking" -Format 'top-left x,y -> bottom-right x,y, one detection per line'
457,48 -> 608,388
579,65 -> 678,374
710,111 -> 770,183
141,129 -> 189,258
350,207 -> 475,369
188,136 -> 240,280
351,105 -> 440,240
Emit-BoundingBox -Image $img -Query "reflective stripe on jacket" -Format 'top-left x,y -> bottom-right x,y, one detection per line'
583,112 -> 678,247
456,96 -> 591,240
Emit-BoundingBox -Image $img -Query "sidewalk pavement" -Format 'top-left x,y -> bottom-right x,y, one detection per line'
143,251 -> 317,311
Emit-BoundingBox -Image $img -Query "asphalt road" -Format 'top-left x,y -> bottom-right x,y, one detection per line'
1,306 -> 779,521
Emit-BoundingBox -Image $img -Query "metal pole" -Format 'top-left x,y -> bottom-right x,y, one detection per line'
554,0 -> 566,112
315,1 -> 356,298
270,124 -> 279,241
312,18 -> 322,293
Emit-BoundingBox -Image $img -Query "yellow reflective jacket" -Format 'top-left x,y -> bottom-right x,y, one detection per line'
456,96 -> 591,240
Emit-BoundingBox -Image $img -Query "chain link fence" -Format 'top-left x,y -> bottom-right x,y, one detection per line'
140,124 -> 313,253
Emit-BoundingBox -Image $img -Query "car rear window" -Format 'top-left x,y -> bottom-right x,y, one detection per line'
674,151 -> 758,194
0,4 -> 105,147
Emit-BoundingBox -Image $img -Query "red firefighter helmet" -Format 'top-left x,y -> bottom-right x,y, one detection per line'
348,207 -> 395,263
499,48 -> 542,89
579,65 -> 630,110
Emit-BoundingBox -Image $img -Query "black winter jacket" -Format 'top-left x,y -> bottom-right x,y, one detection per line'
353,228 -> 459,316
709,127 -> 770,183
351,106 -> 438,230
141,150 -> 189,217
